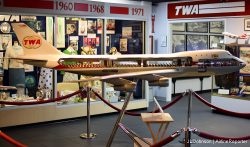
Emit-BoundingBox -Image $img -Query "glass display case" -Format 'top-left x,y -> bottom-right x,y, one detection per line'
105,19 -> 145,103
211,44 -> 250,113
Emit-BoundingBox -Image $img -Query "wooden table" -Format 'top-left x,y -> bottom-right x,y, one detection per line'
141,113 -> 174,144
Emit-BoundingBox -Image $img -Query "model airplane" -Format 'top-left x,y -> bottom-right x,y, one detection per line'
11,23 -> 246,91
223,32 -> 250,44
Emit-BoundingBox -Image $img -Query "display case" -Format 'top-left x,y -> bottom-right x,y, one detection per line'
0,0 -> 151,127
211,44 -> 250,113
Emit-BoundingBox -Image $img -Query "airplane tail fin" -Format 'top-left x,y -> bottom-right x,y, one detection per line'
11,23 -> 63,55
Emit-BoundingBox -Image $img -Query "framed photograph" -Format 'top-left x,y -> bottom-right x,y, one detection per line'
240,47 -> 250,74
97,19 -> 103,34
172,34 -> 185,52
186,22 -> 208,33
122,27 -> 132,38
78,20 -> 87,36
171,23 -> 185,32
66,23 -> 77,35
120,38 -> 127,52
244,18 -> 250,31
87,20 -> 97,34
209,21 -> 224,33
209,35 -> 224,49
106,19 -> 115,34
186,35 -> 208,51
0,34 -> 12,51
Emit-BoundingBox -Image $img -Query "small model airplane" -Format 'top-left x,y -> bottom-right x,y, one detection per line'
11,23 -> 246,91
223,32 -> 250,44
0,85 -> 17,90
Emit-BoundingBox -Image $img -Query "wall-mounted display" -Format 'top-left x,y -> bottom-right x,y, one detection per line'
66,23 -> 77,35
87,20 -> 96,34
0,22 -> 11,33
46,17 -> 54,45
97,19 -> 103,34
0,34 -> 12,50
186,22 -> 208,33
209,21 -> 224,33
244,18 -> 250,31
106,19 -> 115,34
122,27 -> 132,38
120,38 -> 128,52
209,35 -> 224,49
56,17 -> 65,48
78,20 -> 87,36
187,35 -> 208,51
240,47 -> 250,74
21,16 -> 36,21
172,34 -> 185,52
171,23 -> 185,32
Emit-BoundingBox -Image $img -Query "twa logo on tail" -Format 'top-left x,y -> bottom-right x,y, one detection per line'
22,36 -> 42,49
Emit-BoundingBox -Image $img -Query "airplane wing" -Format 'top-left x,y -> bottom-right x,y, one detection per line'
72,69 -> 178,91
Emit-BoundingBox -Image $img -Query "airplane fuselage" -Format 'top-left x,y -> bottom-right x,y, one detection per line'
20,49 -> 245,78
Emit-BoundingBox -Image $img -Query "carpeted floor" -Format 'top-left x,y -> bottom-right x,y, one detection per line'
0,92 -> 249,147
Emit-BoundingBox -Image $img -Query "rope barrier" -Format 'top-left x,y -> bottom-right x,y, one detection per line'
0,131 -> 27,147
92,90 -> 185,116
150,130 -> 182,147
192,129 -> 250,141
0,90 -> 81,105
193,92 -> 250,118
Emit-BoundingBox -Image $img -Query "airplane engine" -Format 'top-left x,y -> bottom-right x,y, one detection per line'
149,78 -> 169,87
114,83 -> 136,92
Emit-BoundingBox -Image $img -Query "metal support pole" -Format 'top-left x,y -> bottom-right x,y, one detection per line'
80,87 -> 96,139
184,89 -> 192,147
179,89 -> 193,146
106,92 -> 133,147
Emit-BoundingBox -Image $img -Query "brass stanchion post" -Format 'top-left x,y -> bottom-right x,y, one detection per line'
80,87 -> 96,139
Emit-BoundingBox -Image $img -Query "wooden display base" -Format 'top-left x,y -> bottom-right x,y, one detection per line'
134,137 -> 152,147
141,113 -> 174,144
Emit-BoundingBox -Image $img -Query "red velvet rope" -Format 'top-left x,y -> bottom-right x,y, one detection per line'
92,90 -> 185,116
193,129 -> 250,141
0,131 -> 27,147
0,90 -> 81,105
193,92 -> 250,118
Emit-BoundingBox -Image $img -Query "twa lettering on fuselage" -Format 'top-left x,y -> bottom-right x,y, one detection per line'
175,5 -> 199,15
0,15 -> 20,22
22,36 -> 42,49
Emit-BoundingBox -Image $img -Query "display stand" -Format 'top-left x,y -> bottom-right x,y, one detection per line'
80,87 -> 96,139
106,92 -> 133,147
141,113 -> 174,144
180,89 -> 193,147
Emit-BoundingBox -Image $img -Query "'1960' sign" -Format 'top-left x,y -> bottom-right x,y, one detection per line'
22,36 -> 41,49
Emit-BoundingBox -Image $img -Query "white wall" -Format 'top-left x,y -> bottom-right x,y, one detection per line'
225,17 -> 249,44
152,3 -> 172,101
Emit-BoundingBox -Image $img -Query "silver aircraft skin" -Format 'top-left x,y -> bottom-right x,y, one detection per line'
11,23 -> 245,90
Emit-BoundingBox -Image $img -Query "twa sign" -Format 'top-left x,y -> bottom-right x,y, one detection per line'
175,5 -> 198,15
22,36 -> 41,49
168,0 -> 250,19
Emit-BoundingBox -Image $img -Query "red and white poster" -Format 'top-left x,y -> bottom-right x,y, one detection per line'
168,0 -> 250,19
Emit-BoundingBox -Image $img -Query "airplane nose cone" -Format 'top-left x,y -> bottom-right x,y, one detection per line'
240,62 -> 246,68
